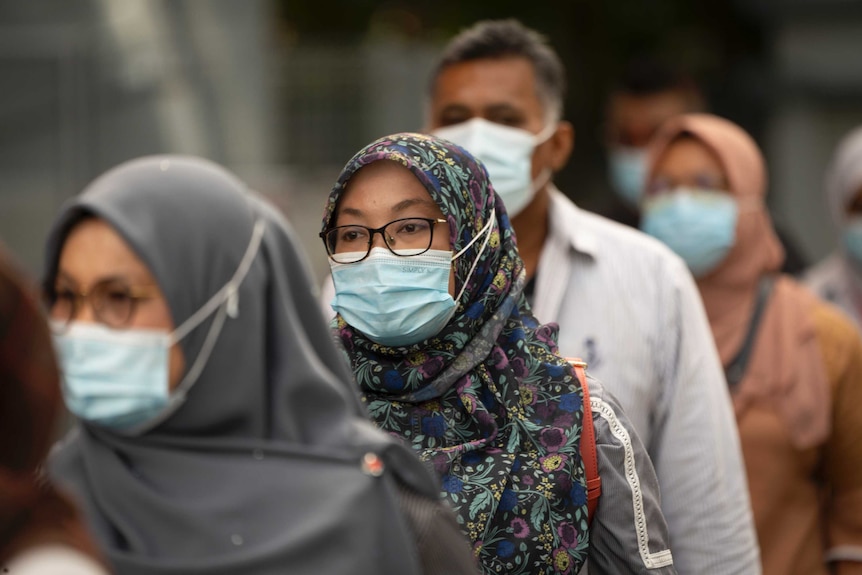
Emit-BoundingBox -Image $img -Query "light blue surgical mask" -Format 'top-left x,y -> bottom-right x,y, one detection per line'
640,188 -> 738,277
54,322 -> 175,430
842,217 -> 862,266
330,209 -> 494,347
53,219 -> 266,434
608,147 -> 648,208
432,118 -> 554,217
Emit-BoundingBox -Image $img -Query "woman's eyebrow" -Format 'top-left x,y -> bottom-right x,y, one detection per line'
338,206 -> 364,218
336,197 -> 439,220
55,272 -> 144,287
391,197 -> 437,214
54,270 -> 75,285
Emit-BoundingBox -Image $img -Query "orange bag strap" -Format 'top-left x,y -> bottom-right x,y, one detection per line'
566,358 -> 601,524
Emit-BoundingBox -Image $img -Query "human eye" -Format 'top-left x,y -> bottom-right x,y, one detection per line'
436,107 -> 472,127
646,177 -> 673,197
487,108 -> 526,128
106,289 -> 132,304
53,286 -> 76,303
394,219 -> 431,236
47,285 -> 76,323
338,226 -> 369,244
99,283 -> 134,307
694,173 -> 727,191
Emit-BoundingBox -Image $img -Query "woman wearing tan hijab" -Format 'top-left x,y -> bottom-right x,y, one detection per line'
640,113 -> 862,575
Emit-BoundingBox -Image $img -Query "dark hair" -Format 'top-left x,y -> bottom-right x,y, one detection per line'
429,19 -> 566,121
615,57 -> 703,104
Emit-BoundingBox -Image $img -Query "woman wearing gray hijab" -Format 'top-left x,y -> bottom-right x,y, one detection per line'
43,155 -> 477,575
804,126 -> 862,331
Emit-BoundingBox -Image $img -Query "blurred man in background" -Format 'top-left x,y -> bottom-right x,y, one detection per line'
599,57 -> 808,274
602,58 -> 705,227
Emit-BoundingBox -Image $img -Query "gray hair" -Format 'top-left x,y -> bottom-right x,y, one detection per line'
429,19 -> 566,122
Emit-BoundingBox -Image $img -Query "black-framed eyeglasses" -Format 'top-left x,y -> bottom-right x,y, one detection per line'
46,279 -> 158,331
320,217 -> 448,264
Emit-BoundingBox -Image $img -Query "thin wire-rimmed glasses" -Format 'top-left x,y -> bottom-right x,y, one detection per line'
320,217 -> 448,264
46,279 -> 158,331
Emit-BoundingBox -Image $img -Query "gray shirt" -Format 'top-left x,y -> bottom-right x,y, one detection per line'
584,375 -> 676,574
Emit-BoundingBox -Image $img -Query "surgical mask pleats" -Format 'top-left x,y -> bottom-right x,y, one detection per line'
640,188 -> 738,277
433,118 -> 554,217
53,322 -> 172,430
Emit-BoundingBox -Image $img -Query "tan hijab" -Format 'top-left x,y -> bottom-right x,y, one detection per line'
647,114 -> 830,448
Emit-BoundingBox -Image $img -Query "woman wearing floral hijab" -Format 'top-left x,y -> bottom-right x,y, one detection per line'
805,125 -> 862,331
641,113 -> 862,575
321,133 -> 675,575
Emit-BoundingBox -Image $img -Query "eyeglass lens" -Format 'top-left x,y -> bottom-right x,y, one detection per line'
325,218 -> 438,263
50,280 -> 142,328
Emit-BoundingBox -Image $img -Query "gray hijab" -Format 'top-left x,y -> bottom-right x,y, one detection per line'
45,156 -> 435,574
826,125 -> 862,227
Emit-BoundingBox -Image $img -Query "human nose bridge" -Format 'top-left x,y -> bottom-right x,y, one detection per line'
73,290 -> 98,323
369,226 -> 391,250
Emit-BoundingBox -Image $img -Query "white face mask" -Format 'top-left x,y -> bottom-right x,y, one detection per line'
433,118 -> 555,217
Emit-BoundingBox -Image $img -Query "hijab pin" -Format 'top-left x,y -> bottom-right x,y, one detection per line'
361,452 -> 385,477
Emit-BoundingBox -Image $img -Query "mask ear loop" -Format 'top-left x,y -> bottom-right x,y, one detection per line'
531,168 -> 553,194
169,219 -> 266,345
173,218 -> 265,388
534,122 -> 558,145
529,123 -> 557,195
451,207 -> 496,304
126,218 -> 266,436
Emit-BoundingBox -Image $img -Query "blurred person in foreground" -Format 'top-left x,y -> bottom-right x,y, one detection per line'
321,131 -> 676,574
601,57 -> 807,275
0,248 -> 107,575
642,113 -> 862,575
43,155 -> 477,574
804,125 -> 862,331
424,19 -> 758,574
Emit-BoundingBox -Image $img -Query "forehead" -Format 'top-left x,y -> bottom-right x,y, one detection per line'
655,136 -> 725,176
431,57 -> 545,117
609,90 -> 691,127
58,218 -> 154,282
337,161 -> 442,216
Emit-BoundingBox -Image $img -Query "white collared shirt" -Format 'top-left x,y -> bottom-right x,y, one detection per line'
534,187 -> 760,575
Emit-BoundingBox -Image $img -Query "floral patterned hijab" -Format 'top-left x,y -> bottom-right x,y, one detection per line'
323,133 -> 589,574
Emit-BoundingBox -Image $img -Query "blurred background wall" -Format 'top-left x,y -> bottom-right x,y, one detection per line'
2,0 -> 862,284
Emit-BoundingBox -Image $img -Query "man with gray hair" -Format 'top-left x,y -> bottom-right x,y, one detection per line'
428,19 -> 760,574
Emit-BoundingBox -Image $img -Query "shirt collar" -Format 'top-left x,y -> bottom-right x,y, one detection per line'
547,184 -> 599,258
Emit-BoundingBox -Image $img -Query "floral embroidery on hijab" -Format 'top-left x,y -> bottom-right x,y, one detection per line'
323,133 -> 589,574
